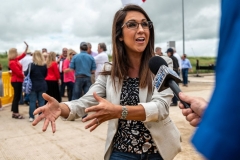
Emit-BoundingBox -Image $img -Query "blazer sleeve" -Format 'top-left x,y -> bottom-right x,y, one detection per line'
140,56 -> 174,122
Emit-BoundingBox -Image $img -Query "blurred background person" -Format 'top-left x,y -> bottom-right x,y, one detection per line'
155,47 -> 163,56
57,48 -> 68,97
42,48 -> 47,53
181,53 -> 192,87
45,52 -> 61,103
87,42 -> 98,57
87,42 -> 98,84
172,47 -> 182,77
42,52 -> 48,62
70,42 -> 96,100
166,48 -> 179,106
94,42 -> 109,80
25,50 -> 47,122
63,49 -> 76,101
19,49 -> 32,105
8,42 -> 28,119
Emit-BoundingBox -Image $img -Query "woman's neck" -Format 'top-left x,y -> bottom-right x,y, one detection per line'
127,54 -> 141,78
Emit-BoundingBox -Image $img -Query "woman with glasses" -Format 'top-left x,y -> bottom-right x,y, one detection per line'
32,5 -> 180,160
63,49 -> 76,101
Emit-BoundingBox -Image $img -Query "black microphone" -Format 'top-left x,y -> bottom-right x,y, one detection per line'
149,56 -> 190,108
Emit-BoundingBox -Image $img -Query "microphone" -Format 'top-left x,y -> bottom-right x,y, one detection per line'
149,56 -> 190,108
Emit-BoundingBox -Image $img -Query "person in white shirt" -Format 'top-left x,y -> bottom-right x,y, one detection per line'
172,47 -> 182,76
20,51 -> 33,74
94,43 -> 109,80
19,50 -> 33,105
155,47 -> 163,56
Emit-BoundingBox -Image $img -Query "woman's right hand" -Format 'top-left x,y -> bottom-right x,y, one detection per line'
32,93 -> 61,133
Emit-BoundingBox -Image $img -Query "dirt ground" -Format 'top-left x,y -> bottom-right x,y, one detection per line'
0,75 -> 215,160
172,75 -> 214,160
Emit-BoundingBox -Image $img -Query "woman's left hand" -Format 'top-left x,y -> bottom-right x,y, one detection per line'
82,92 -> 121,132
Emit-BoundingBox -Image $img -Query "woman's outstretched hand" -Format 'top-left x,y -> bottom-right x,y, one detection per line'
82,92 -> 121,132
32,93 -> 61,133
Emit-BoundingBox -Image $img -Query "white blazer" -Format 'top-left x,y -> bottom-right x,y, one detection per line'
63,56 -> 181,160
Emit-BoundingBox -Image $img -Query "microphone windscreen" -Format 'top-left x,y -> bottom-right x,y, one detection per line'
149,56 -> 168,75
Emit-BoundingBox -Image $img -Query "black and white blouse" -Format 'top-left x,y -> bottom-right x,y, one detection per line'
113,77 -> 158,154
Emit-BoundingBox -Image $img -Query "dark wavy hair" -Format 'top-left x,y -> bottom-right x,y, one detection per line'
102,4 -> 155,91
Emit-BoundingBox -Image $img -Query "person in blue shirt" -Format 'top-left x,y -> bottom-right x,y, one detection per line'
179,0 -> 240,159
70,42 -> 96,100
181,54 -> 192,87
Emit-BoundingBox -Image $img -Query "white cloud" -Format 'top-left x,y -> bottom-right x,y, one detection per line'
0,0 -> 220,56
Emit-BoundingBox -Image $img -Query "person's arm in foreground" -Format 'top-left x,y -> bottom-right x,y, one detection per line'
178,92 -> 208,127
32,93 -> 70,133
32,92 -> 146,133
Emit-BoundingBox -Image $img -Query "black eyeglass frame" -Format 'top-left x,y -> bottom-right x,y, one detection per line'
121,21 -> 153,29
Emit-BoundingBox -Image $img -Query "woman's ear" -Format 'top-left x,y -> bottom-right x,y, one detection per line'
119,37 -> 123,41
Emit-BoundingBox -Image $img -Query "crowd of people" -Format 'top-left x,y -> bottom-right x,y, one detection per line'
2,1 -> 239,159
6,42 -> 109,122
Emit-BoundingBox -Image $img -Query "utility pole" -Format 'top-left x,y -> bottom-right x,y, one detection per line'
182,0 -> 185,54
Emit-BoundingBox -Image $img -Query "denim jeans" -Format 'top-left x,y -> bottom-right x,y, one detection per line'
65,81 -> 74,101
182,68 -> 189,85
72,77 -> 91,100
29,91 -> 45,118
110,150 -> 163,160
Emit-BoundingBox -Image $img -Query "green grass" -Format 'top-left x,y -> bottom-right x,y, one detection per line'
188,57 -> 216,74
0,54 -> 9,71
0,53 -> 216,74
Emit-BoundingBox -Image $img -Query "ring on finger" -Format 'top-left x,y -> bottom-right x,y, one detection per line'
95,118 -> 100,125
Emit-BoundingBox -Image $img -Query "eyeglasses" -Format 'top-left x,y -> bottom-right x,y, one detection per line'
121,21 -> 153,30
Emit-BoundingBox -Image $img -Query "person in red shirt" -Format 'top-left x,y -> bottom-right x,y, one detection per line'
45,52 -> 61,103
63,49 -> 76,101
8,41 -> 28,119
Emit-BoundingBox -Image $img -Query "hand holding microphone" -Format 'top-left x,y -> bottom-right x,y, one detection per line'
148,56 -> 190,108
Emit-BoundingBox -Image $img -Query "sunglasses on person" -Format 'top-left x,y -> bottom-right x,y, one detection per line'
121,20 -> 153,30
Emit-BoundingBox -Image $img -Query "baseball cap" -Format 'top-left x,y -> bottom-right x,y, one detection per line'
166,48 -> 174,53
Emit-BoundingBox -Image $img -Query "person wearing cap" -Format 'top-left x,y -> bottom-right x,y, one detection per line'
69,42 -> 96,100
181,53 -> 192,87
166,48 -> 179,106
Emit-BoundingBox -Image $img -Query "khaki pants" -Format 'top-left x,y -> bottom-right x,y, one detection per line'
91,73 -> 95,84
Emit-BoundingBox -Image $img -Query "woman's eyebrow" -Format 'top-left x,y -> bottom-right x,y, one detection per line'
126,19 -> 147,22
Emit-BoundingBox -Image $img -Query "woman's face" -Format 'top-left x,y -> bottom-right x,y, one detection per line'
121,11 -> 150,55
